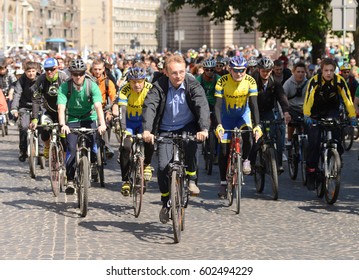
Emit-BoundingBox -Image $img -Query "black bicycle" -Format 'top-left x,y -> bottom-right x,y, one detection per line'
156,132 -> 198,243
254,120 -> 282,200
70,127 -> 97,217
287,116 -> 308,185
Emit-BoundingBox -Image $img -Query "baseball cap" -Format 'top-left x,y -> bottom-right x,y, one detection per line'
43,58 -> 58,69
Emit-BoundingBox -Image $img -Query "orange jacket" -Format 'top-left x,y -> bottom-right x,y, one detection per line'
96,74 -> 117,108
0,89 -> 8,113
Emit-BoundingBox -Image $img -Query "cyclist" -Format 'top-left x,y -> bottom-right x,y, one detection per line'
10,62 -> 41,162
142,54 -> 209,223
303,58 -> 357,190
250,57 -> 291,173
0,59 -> 17,124
91,59 -> 119,159
57,58 -> 107,195
339,63 -> 358,102
282,62 -> 308,147
117,66 -> 155,196
215,56 -> 229,76
103,57 -> 120,91
246,56 -> 258,76
30,57 -> 69,159
214,55 -> 262,199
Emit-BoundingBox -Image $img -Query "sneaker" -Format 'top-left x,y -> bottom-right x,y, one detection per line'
105,145 -> 114,159
121,181 -> 130,196
217,183 -> 227,199
159,206 -> 170,224
188,180 -> 200,195
65,180 -> 76,195
282,153 -> 287,162
144,165 -> 153,181
43,146 -> 49,159
278,165 -> 284,174
242,159 -> 251,175
18,151 -> 27,162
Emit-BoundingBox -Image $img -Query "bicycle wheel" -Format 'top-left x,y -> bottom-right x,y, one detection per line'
342,125 -> 354,151
96,143 -> 105,187
58,143 -> 65,193
205,130 -> 216,175
1,123 -> 5,137
49,142 -> 60,197
5,123 -> 8,135
171,170 -> 182,243
132,157 -> 144,218
324,149 -> 341,204
254,149 -> 265,193
226,157 -> 234,206
29,133 -> 37,179
78,156 -> 90,217
300,138 -> 308,186
235,155 -> 243,214
267,147 -> 279,200
288,138 -> 298,180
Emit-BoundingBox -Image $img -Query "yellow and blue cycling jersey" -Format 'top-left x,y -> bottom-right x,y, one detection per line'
215,73 -> 258,142
117,81 -> 152,133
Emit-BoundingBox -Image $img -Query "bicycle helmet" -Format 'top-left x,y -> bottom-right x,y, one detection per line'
202,59 -> 216,68
216,56 -> 226,66
257,57 -> 274,70
229,56 -> 247,68
69,59 -> 87,72
127,67 -> 146,80
104,57 -> 114,65
247,56 -> 258,67
340,63 -> 351,71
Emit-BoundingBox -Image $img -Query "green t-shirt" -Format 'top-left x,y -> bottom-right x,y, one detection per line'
196,74 -> 221,106
57,79 -> 102,123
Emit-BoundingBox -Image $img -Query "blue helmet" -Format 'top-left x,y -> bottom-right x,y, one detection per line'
229,56 -> 247,68
127,67 -> 146,80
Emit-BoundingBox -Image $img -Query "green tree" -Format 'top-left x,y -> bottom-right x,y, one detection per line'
168,0 -> 332,61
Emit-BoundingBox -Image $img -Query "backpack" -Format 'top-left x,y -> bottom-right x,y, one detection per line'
66,73 -> 96,119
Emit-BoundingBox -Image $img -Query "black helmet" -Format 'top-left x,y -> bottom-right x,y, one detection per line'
69,59 -> 87,72
257,57 -> 274,70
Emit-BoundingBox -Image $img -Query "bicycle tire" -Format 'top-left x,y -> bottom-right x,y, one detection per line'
29,133 -> 36,179
96,144 -> 105,187
206,130 -> 216,175
58,143 -> 65,193
254,149 -> 265,193
171,170 -> 182,243
1,123 -> 5,137
342,125 -> 354,151
235,154 -> 243,214
132,157 -> 144,218
267,147 -> 279,200
288,138 -> 299,180
78,156 -> 90,217
226,156 -> 234,206
5,123 -> 8,135
324,149 -> 341,204
300,138 -> 308,186
49,142 -> 60,197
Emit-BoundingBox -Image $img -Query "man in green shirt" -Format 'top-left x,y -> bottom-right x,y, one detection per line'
57,58 -> 106,194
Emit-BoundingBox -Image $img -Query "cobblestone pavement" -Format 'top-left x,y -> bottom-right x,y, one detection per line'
1,125 -> 359,260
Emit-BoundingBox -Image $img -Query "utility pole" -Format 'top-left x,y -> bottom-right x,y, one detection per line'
3,0 -> 8,51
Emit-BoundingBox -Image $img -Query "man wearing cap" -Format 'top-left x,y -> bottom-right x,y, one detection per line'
29,57 -> 69,159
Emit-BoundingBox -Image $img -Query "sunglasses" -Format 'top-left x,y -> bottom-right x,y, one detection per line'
71,71 -> 86,77
231,68 -> 246,74
204,68 -> 215,72
45,67 -> 57,72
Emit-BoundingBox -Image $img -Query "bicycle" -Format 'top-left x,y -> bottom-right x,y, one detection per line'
0,112 -> 8,137
287,116 -> 308,185
27,127 -> 46,179
339,104 -> 354,151
224,127 -> 250,214
93,133 -> 105,188
156,132 -> 198,243
70,127 -> 97,217
47,122 -> 66,197
312,118 -> 342,205
254,120 -> 282,200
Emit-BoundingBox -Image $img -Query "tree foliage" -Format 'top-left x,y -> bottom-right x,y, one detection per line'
168,0 -> 332,59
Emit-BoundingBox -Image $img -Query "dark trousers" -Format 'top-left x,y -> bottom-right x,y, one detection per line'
157,122 -> 198,197
18,108 -> 32,153
65,120 -> 97,180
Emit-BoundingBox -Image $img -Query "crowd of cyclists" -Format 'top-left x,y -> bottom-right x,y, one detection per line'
1,43 -> 359,221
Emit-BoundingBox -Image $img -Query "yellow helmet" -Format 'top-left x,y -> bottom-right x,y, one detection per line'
340,63 -> 351,71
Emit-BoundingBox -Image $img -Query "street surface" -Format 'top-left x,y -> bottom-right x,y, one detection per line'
1,125 -> 359,260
